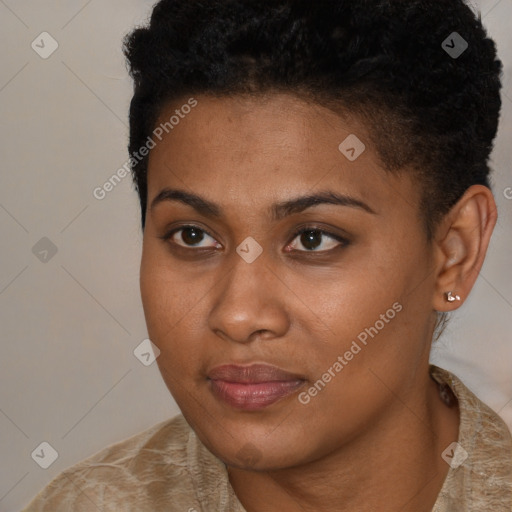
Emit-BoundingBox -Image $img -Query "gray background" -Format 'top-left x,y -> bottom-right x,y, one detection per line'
0,1 -> 511,510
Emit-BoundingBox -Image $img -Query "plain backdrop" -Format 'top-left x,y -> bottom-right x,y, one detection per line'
0,1 -> 511,510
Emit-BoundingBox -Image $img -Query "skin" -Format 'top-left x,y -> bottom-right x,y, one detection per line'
140,93 -> 497,512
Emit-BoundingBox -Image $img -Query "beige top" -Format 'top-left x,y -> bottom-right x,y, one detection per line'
22,365 -> 512,511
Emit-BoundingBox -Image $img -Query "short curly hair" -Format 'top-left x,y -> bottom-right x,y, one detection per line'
123,0 -> 502,240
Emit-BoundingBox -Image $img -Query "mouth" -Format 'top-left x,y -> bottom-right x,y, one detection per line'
207,363 -> 306,410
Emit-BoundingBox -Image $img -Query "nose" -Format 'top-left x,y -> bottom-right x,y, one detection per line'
207,253 -> 290,345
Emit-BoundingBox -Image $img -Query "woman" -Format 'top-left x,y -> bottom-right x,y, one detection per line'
23,0 -> 512,510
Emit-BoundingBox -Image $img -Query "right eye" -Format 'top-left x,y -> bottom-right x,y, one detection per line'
160,225 -> 222,250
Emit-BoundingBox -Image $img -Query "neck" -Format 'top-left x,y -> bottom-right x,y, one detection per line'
227,366 -> 460,512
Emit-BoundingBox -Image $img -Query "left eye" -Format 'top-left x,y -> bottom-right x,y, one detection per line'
287,227 -> 347,253
162,225 -> 347,253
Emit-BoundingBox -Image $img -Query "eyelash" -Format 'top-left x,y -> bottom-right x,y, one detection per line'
159,224 -> 350,254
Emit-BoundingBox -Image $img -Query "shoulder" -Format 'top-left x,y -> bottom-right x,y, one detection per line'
430,365 -> 512,510
21,414 -> 200,512
431,364 -> 512,442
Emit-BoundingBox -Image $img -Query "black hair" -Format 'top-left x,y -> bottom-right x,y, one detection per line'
123,0 -> 502,241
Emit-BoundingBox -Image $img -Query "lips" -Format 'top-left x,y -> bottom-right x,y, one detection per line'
208,363 -> 305,383
207,364 -> 306,410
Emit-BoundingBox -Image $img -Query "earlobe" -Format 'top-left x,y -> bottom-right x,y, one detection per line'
432,185 -> 497,312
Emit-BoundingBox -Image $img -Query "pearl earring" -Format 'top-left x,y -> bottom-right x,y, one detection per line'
446,291 -> 461,302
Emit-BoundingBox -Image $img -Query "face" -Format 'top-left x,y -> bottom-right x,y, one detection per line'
140,93 -> 438,470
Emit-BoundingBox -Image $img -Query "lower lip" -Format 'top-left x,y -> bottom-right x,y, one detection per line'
209,379 -> 305,410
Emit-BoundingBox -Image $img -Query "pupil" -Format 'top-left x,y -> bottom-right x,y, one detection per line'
182,227 -> 203,246
301,230 -> 321,250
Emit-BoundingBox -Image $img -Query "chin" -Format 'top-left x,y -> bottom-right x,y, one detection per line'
196,424 -> 309,471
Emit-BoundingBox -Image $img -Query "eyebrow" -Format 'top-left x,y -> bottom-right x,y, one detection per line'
149,187 -> 377,220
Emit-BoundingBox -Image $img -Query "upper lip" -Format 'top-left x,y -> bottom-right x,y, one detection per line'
207,364 -> 305,383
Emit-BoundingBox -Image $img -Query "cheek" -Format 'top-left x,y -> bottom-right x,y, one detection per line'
139,245 -> 210,364
140,257 -> 169,332
302,281 -> 431,420
293,248 -> 424,382
291,254 -> 402,337
139,245 -> 183,344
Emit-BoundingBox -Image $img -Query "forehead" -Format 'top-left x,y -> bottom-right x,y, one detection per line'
151,92 -> 366,155
146,93 -> 418,220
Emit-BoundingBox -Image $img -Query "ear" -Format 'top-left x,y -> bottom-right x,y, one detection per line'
432,185 -> 497,312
